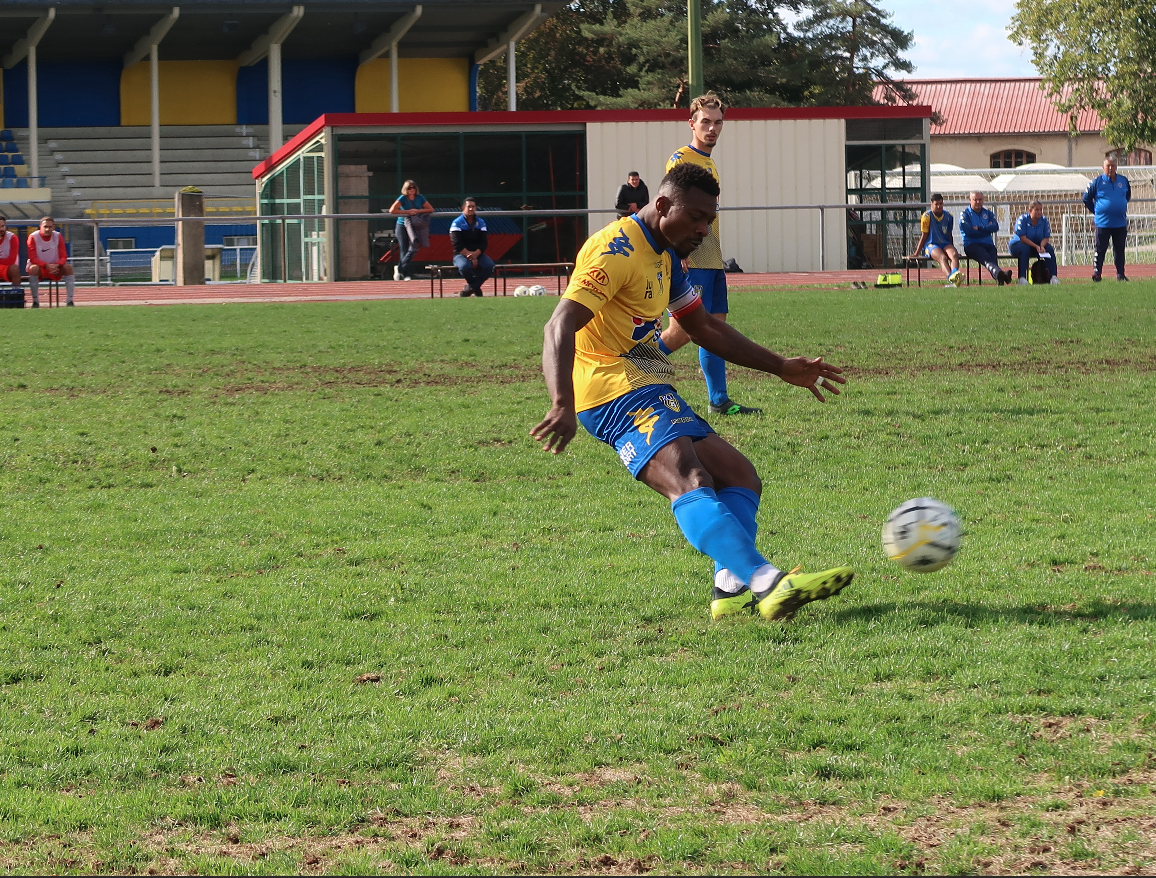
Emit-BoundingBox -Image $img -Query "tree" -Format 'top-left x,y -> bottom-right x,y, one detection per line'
1010,0 -> 1156,150
477,0 -> 916,111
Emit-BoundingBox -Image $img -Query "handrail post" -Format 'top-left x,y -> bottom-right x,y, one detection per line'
92,220 -> 101,287
280,216 -> 288,283
818,206 -> 825,271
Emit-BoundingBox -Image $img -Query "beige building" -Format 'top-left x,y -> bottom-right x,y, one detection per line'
876,78 -> 1151,169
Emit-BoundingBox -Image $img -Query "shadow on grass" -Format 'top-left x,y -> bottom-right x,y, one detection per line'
830,598 -> 1156,626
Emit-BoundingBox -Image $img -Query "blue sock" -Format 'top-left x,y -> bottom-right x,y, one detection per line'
699,347 -> 729,406
671,487 -> 766,584
657,336 -> 672,356
714,487 -> 760,574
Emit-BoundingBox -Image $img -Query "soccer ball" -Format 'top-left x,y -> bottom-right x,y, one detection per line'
882,498 -> 961,572
513,285 -> 529,296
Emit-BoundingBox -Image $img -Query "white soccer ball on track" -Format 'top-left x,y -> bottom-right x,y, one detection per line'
882,497 -> 961,572
528,284 -> 547,296
513,285 -> 530,296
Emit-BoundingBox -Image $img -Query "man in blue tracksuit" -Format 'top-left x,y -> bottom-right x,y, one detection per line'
1009,199 -> 1058,284
1082,156 -> 1131,282
959,191 -> 1012,285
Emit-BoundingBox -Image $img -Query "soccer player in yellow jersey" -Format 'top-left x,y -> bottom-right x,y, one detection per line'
531,164 -> 854,622
659,92 -> 760,416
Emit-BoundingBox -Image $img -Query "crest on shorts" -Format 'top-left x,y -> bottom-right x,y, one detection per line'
659,393 -> 681,413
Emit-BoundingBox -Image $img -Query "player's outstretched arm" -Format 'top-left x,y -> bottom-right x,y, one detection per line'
530,298 -> 595,453
678,305 -> 846,402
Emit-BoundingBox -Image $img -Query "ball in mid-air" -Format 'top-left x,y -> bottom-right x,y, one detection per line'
882,498 -> 961,572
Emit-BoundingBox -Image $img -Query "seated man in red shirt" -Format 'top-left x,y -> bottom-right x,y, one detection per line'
26,216 -> 75,307
0,214 -> 21,294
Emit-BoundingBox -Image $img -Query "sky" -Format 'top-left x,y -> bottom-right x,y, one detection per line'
880,0 -> 1038,78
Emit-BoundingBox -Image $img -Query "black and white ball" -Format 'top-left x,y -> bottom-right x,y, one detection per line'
882,498 -> 961,572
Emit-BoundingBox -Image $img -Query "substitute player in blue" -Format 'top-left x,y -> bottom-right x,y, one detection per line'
531,164 -> 854,622
908,194 -> 964,287
658,93 -> 760,416
1083,156 -> 1131,282
959,191 -> 1012,285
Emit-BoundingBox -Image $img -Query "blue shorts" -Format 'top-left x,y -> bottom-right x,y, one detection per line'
687,268 -> 727,314
923,242 -> 954,258
578,384 -> 714,478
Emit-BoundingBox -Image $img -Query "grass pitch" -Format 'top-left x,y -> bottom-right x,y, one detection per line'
1,283 -> 1154,875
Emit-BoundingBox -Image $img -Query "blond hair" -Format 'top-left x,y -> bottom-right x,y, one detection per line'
689,92 -> 726,120
401,180 -> 418,194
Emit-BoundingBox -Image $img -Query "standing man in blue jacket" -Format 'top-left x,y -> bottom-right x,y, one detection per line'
959,191 -> 1012,286
1083,156 -> 1131,282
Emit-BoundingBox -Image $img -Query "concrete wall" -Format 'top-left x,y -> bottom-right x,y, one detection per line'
586,118 -> 846,272
355,58 -> 470,113
931,133 -> 1115,169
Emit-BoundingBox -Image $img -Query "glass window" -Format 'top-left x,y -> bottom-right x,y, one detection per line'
106,238 -> 135,250
990,150 -> 1036,169
258,136 -> 326,282
1108,148 -> 1152,166
846,142 -> 926,269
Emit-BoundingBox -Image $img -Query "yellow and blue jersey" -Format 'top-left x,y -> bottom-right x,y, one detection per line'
920,209 -> 955,250
666,145 -> 724,270
563,215 -> 702,412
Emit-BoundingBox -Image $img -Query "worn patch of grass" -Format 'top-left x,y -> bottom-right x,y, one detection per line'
0,284 -> 1154,874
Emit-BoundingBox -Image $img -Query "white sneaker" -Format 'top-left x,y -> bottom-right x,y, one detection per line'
1050,277 -> 1060,285
944,282 -> 956,288
1017,278 -> 1028,285
393,266 -> 400,281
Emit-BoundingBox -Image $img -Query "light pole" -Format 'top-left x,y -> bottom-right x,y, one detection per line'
687,0 -> 703,102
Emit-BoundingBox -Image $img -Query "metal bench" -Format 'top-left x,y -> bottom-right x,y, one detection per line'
492,262 -> 574,296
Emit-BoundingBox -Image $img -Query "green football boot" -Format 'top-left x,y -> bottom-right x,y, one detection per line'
708,399 -> 762,415
754,566 -> 854,621
710,586 -> 755,620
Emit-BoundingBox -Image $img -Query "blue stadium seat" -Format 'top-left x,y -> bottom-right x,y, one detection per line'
0,130 -> 12,142
3,143 -> 16,153
16,178 -> 29,189
10,154 -> 23,165
0,179 -> 12,189
0,155 -> 8,166
2,167 -> 14,178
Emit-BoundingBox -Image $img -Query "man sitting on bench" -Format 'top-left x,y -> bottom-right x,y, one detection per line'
960,191 -> 1012,286
450,197 -> 493,298
1009,199 -> 1059,285
26,216 -> 75,307
0,214 -> 22,295
908,193 -> 963,287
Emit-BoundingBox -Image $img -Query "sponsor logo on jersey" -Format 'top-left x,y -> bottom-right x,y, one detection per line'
630,315 -> 660,342
626,407 -> 660,445
601,230 -> 635,258
618,441 -> 637,466
659,393 -> 680,413
670,416 -> 693,424
587,267 -> 609,286
574,276 -> 607,297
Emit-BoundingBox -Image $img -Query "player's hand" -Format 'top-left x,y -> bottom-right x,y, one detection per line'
780,356 -> 846,402
530,405 -> 578,454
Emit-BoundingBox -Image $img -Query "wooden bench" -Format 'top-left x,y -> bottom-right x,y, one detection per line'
492,262 -> 574,296
426,261 -> 575,298
905,253 -> 1015,287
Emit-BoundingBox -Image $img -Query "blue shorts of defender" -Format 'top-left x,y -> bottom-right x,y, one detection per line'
687,268 -> 728,314
922,242 -> 955,258
578,384 -> 714,478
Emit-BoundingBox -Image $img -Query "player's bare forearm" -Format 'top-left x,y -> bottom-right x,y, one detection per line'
679,306 -> 846,401
909,233 -> 928,259
531,299 -> 594,453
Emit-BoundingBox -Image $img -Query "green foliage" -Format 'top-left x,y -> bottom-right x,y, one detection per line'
1010,0 -> 1156,150
477,0 -> 914,110
0,287 -> 1154,873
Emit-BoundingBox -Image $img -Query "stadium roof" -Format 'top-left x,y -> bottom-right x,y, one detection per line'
0,1 -> 564,62
872,79 -> 1106,136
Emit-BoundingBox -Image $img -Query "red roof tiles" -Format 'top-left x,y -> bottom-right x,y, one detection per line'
873,79 -> 1104,136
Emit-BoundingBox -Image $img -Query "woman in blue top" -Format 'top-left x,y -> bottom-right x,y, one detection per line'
1009,199 -> 1058,284
388,180 -> 435,281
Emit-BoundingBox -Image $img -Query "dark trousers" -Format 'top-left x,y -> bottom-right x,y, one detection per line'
454,253 -> 494,291
1008,241 -> 1057,279
1094,226 -> 1127,277
396,225 -> 420,277
963,241 -> 1001,279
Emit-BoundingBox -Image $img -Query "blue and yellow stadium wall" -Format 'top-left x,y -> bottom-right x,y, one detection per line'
0,57 -> 468,127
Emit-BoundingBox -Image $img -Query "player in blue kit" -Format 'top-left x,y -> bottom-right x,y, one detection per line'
530,164 -> 854,622
909,194 -> 964,287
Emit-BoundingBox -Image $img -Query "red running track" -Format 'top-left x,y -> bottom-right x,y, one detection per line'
35,263 -> 1156,308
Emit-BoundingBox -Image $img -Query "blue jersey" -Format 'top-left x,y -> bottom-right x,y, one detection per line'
1013,213 -> 1051,245
959,206 -> 999,247
920,210 -> 954,249
1083,173 -> 1130,228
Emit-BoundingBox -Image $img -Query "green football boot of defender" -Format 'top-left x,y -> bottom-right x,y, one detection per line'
754,566 -> 854,621
709,587 -> 755,620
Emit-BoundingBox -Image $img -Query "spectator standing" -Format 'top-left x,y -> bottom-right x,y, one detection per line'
1009,200 -> 1059,285
26,216 -> 75,307
959,191 -> 1012,285
615,172 -> 650,217
1083,157 -> 1131,282
450,197 -> 493,297
908,194 -> 963,287
0,215 -> 22,296
388,180 -> 434,281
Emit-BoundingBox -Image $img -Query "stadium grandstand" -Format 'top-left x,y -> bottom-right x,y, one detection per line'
0,0 -> 561,267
